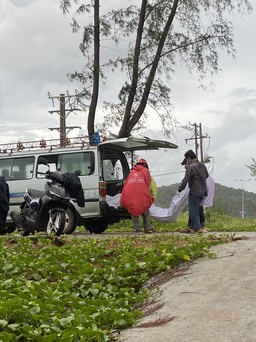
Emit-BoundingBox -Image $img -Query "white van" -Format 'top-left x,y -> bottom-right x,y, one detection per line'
0,136 -> 177,234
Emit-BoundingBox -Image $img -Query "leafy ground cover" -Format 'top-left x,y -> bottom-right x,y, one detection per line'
0,231 -> 233,341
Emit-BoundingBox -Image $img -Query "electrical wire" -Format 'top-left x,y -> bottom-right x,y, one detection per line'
151,170 -> 185,178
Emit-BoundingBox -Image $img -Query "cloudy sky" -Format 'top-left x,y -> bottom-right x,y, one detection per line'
1,0 -> 256,193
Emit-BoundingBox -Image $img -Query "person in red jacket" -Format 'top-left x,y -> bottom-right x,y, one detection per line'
120,158 -> 154,233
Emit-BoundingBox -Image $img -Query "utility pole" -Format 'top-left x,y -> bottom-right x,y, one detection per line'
199,123 -> 204,162
234,179 -> 251,219
183,122 -> 209,162
48,92 -> 82,147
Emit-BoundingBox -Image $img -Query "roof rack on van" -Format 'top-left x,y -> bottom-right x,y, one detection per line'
0,137 -> 91,154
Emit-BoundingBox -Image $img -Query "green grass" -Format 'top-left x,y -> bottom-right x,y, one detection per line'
106,210 -> 256,233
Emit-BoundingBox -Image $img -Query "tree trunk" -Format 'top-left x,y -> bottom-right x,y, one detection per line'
118,0 -> 147,138
118,0 -> 179,137
87,0 -> 100,142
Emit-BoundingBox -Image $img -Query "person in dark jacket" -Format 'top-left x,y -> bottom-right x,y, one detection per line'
0,176 -> 10,227
181,157 -> 207,232
178,150 -> 209,233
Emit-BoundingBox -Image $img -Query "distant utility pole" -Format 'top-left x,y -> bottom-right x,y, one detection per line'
234,178 -> 251,219
183,122 -> 209,162
48,92 -> 82,147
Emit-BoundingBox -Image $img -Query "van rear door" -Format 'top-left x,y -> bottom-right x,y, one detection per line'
99,136 -> 178,171
99,136 -> 178,152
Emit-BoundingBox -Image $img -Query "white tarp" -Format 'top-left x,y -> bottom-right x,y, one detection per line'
106,176 -> 215,223
149,186 -> 189,222
201,176 -> 215,207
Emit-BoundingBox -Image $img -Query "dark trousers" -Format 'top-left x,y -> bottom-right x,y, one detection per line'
188,194 -> 203,230
199,206 -> 205,227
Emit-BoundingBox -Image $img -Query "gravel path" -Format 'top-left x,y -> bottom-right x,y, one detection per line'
115,233 -> 256,342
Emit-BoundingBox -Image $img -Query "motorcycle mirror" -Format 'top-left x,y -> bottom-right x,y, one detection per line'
38,157 -> 48,165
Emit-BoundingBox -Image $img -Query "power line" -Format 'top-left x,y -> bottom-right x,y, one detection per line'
152,170 -> 185,177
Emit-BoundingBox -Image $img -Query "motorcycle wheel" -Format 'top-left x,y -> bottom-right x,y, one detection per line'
46,211 -> 66,237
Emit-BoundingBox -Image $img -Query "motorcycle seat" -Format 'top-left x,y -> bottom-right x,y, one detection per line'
27,189 -> 47,198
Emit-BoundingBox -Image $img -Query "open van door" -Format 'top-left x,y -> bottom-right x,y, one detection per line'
99,136 -> 178,168
99,136 -> 178,151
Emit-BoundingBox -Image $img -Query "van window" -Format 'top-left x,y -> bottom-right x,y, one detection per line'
113,159 -> 124,179
103,160 -> 115,180
0,157 -> 34,180
103,158 -> 124,180
37,152 -> 95,177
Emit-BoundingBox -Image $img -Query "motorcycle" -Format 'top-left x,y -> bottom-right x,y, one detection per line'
10,161 -> 71,237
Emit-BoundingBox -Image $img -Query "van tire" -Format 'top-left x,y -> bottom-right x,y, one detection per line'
85,219 -> 108,234
62,208 -> 76,234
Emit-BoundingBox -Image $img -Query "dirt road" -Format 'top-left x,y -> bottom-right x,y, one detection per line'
115,232 -> 256,342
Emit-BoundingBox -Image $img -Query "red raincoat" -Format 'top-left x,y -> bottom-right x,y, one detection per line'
120,164 -> 154,216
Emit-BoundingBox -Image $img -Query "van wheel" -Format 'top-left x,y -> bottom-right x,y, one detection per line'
85,219 -> 108,234
62,208 -> 76,234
